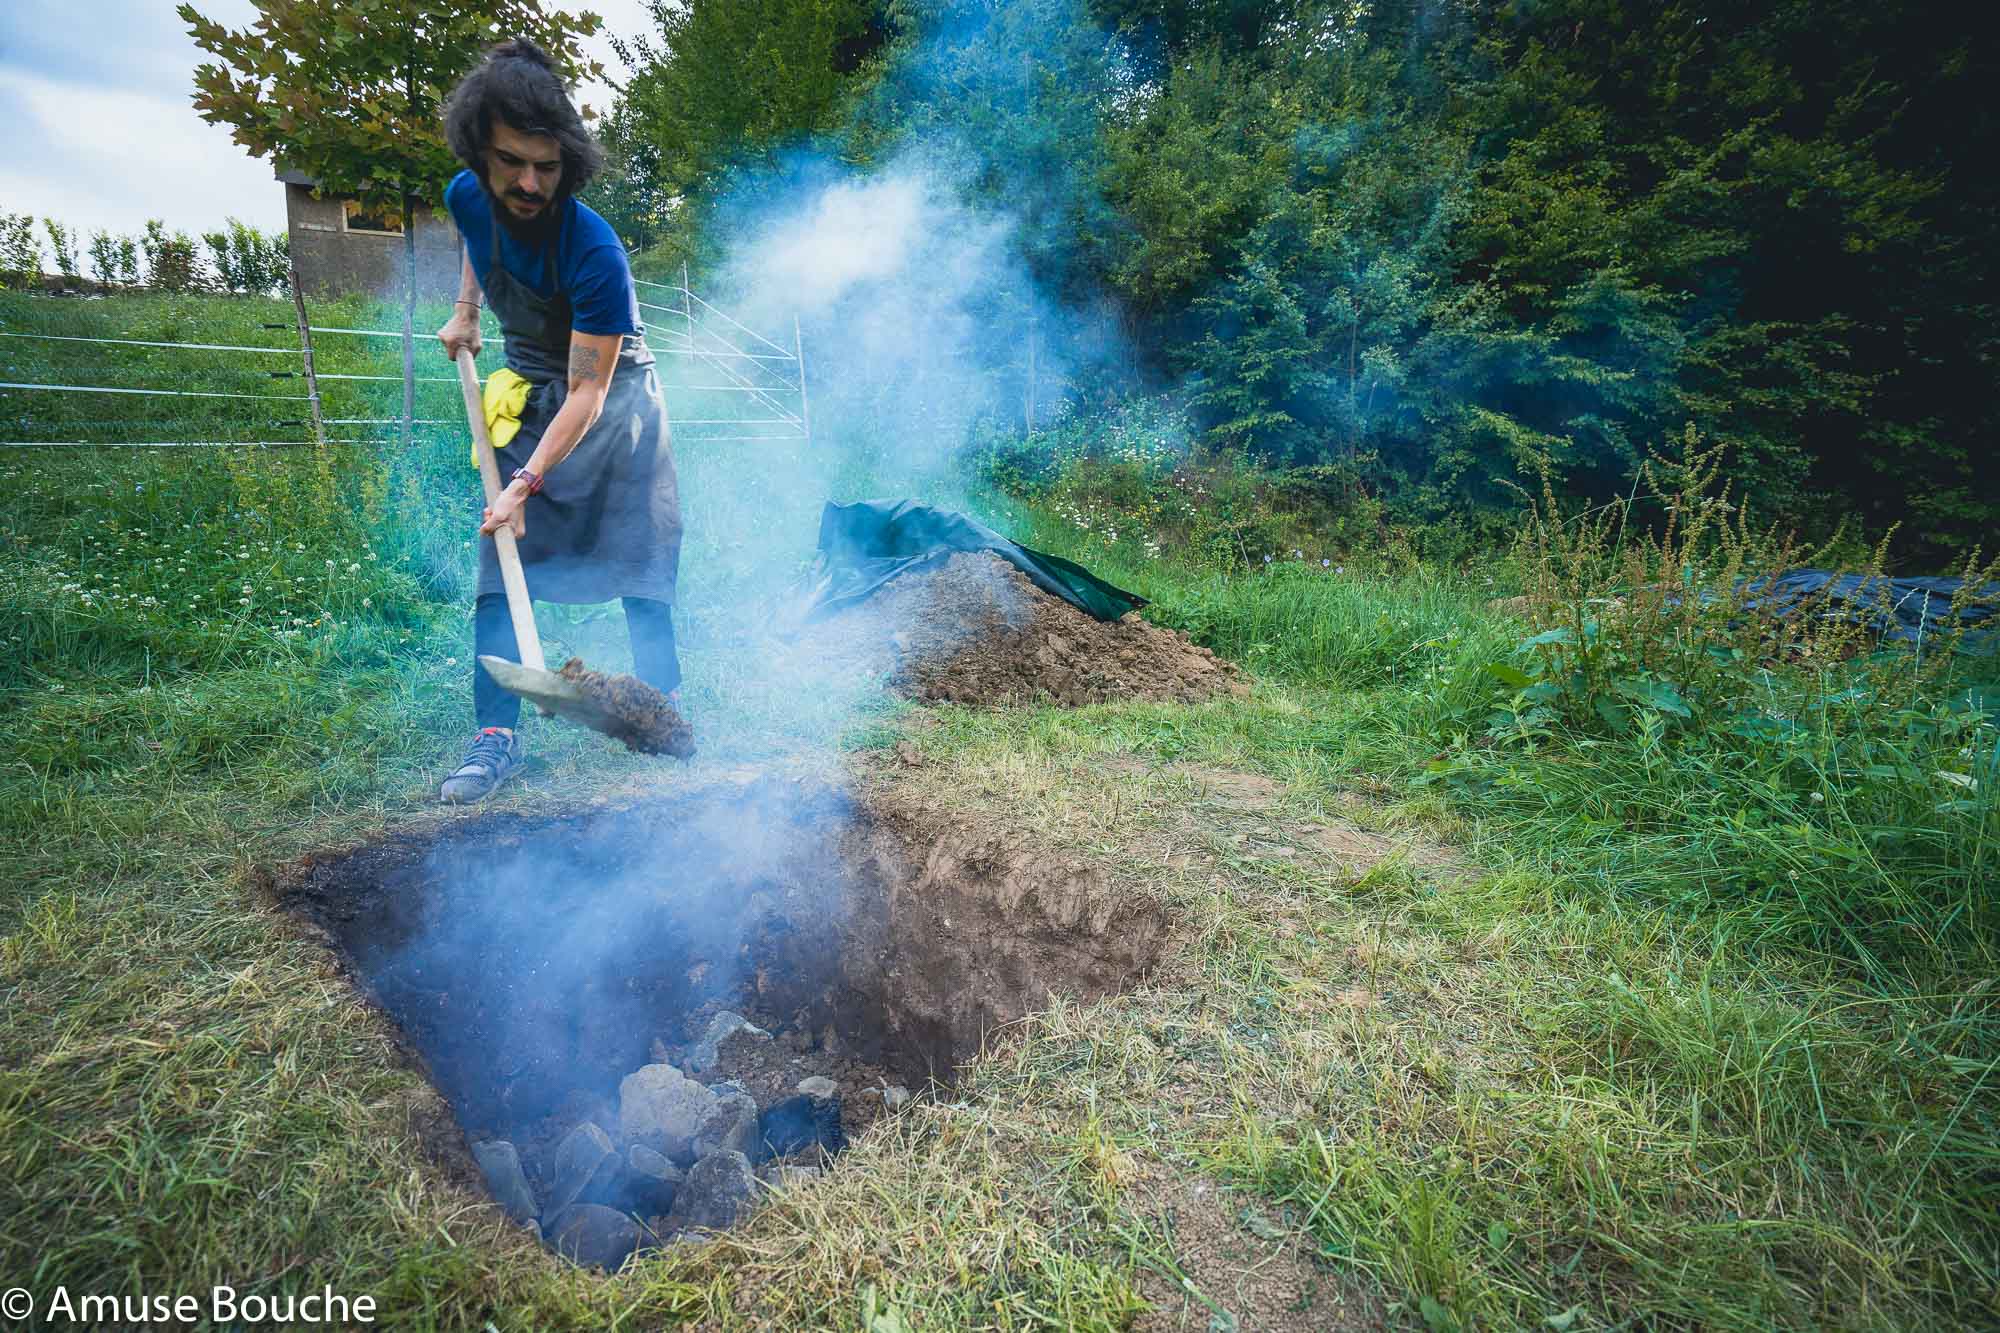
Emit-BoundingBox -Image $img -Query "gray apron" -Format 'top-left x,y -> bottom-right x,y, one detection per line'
475,206 -> 680,605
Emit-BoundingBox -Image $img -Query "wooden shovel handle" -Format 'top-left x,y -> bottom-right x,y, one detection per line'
455,348 -> 546,673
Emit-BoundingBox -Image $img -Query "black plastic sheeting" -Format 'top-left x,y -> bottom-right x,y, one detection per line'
1741,571 -> 1996,646
800,499 -> 1147,624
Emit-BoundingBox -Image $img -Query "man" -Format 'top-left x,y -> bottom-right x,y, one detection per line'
434,37 -> 683,804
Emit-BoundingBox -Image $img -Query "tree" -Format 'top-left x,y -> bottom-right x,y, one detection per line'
180,0 -> 604,447
618,0 -> 886,206
88,231 -> 122,287
0,213 -> 43,286
42,219 -> 79,281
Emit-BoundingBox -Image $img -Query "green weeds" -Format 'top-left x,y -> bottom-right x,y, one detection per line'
1,292 -> 1995,1328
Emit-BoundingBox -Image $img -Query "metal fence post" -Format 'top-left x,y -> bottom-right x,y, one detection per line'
794,313 -> 810,449
288,259 -> 326,448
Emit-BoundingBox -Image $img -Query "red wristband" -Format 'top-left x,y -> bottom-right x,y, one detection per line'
510,468 -> 544,496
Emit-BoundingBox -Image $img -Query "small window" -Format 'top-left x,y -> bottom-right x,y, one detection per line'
343,199 -> 403,235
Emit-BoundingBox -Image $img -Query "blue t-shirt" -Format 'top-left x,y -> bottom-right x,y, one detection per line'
444,170 -> 642,337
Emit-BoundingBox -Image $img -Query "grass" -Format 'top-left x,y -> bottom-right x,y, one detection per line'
1,290 -> 1996,1329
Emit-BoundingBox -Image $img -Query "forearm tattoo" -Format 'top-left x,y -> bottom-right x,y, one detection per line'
569,342 -> 601,385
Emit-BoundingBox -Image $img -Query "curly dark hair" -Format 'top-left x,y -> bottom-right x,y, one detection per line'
442,37 -> 603,197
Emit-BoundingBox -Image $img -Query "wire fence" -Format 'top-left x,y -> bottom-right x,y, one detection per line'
0,265 -> 809,450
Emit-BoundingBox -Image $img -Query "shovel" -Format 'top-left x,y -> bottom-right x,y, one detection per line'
455,348 -> 695,758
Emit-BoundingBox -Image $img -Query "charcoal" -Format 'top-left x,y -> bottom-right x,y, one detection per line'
755,1093 -> 845,1163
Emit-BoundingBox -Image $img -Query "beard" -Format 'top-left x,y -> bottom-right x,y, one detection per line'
486,181 -> 562,247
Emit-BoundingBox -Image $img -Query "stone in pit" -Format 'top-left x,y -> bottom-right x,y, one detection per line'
688,1011 -> 771,1073
545,1203 -> 643,1271
757,1162 -> 823,1189
693,1090 -> 759,1161
626,1144 -> 683,1216
545,1121 -> 621,1217
619,1063 -> 715,1164
665,1149 -> 756,1232
471,1139 -> 537,1223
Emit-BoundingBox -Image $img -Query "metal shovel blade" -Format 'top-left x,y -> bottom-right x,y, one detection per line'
477,654 -> 631,738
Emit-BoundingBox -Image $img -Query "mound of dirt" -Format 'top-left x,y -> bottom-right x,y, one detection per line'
812,551 -> 1246,707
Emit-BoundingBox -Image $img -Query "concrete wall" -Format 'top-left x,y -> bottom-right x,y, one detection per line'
285,183 -> 461,300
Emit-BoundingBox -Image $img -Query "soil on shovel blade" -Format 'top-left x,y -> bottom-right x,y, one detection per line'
557,657 -> 696,758
811,551 -> 1247,708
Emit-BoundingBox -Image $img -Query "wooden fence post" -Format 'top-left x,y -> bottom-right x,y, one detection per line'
288,258 -> 326,448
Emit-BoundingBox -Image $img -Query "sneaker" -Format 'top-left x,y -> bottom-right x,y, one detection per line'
439,727 -> 523,804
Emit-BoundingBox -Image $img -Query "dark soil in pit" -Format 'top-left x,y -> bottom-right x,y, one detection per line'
277,776 -> 1168,1267
803,551 -> 1247,707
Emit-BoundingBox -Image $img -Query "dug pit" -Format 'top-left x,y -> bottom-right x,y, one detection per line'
279,776 -> 1168,1270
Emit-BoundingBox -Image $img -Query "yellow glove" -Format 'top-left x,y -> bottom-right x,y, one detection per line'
473,366 -> 532,464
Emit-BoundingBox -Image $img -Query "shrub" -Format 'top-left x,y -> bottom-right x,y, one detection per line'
115,236 -> 140,287
201,219 -> 288,295
87,230 -> 122,286
41,218 -> 79,279
1458,426 -> 2000,969
0,212 -> 41,285
141,219 -> 209,293
1494,427 -> 1996,741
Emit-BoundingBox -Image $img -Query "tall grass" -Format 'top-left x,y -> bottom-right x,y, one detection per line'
982,432 -> 2000,983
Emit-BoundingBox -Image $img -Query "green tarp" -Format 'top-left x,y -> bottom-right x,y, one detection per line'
802,499 -> 1147,623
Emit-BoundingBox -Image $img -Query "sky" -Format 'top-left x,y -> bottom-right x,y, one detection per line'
0,0 -> 656,242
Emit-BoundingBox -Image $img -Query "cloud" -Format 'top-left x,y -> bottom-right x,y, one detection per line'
0,0 -> 262,100
0,2 -> 659,241
0,69 -> 285,240
0,1 -> 281,238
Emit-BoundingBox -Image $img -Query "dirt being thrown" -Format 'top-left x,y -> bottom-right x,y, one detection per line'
811,552 -> 1245,708
556,657 -> 696,758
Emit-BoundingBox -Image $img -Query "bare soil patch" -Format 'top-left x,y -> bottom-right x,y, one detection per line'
1129,1167 -> 1383,1333
1103,757 -> 1468,883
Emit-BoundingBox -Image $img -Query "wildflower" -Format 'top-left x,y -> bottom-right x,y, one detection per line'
239,597 -> 251,605
1293,549 -> 1302,558
361,597 -> 372,608
444,656 -> 458,667
1322,558 -> 1331,567
326,559 -> 336,567
1336,565 -> 1345,574
1264,554 -> 1272,564
1810,791 -> 1825,802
